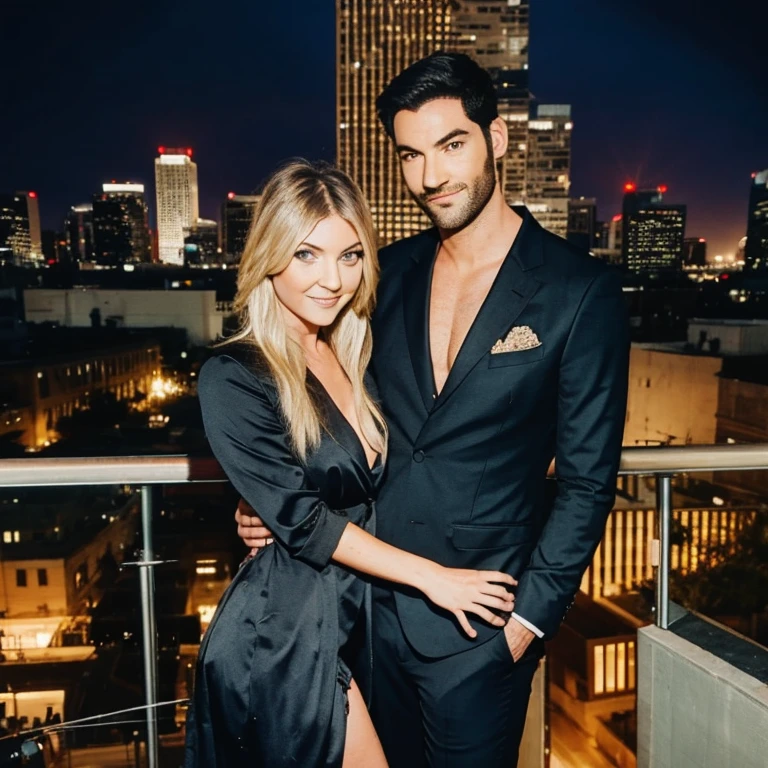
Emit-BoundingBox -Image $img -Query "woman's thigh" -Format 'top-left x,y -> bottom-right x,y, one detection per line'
343,678 -> 388,768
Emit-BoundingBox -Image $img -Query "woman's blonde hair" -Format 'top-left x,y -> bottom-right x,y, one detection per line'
226,159 -> 387,462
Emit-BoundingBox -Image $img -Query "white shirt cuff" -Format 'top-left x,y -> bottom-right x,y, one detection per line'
511,612 -> 545,639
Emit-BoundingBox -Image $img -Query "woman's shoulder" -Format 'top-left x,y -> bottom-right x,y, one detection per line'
198,342 -> 273,397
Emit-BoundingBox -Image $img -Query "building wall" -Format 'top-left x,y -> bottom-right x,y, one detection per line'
687,320 -> 768,356
624,347 -> 722,446
24,288 -> 223,345
0,559 -> 67,618
0,339 -> 161,448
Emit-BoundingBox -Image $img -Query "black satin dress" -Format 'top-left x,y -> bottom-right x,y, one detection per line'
184,346 -> 383,768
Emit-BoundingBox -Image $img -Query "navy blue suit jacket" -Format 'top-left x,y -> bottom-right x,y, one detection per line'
370,207 -> 630,657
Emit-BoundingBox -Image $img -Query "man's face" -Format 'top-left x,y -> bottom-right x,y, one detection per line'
393,98 -> 497,231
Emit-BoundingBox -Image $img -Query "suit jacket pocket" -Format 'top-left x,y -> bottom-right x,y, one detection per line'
488,344 -> 545,368
450,522 -> 535,551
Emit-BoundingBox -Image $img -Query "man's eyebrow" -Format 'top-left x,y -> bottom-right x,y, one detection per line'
395,128 -> 470,155
434,128 -> 470,146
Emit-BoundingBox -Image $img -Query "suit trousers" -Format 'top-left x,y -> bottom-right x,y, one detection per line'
369,588 -> 544,768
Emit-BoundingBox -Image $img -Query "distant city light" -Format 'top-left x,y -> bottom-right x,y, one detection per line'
623,182 -> 636,193
612,214 -> 622,222
699,238 -> 706,243
658,184 -> 668,193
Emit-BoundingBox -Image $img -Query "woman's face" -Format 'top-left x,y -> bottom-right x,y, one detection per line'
272,215 -> 365,337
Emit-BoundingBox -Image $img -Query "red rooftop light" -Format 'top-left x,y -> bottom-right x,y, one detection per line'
28,191 -> 37,199
158,146 -> 166,154
699,238 -> 706,243
227,192 -> 236,200
623,182 -> 636,193
612,214 -> 622,222
186,148 -> 193,157
658,184 -> 668,194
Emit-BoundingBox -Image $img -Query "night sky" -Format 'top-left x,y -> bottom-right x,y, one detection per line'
3,0 -> 766,259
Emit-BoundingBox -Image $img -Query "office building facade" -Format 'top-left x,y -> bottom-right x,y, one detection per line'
92,183 -> 150,265
745,169 -> 768,272
154,147 -> 199,265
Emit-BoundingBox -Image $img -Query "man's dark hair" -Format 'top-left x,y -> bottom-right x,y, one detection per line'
376,52 -> 499,139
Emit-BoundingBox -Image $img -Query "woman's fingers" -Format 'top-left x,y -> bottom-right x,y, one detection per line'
454,610 -> 477,639
478,583 -> 515,602
486,571 -> 517,586
474,594 -> 514,612
468,605 -> 507,627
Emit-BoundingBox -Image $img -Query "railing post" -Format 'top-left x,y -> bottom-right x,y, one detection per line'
139,485 -> 159,768
655,474 -> 672,629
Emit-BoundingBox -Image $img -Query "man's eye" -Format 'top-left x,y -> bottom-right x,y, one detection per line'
446,141 -> 463,151
294,250 -> 315,262
400,153 -> 418,162
341,251 -> 363,264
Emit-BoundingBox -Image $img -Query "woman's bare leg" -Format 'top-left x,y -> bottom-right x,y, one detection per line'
343,678 -> 388,768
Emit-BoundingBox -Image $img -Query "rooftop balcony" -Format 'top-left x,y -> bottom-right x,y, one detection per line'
0,446 -> 766,767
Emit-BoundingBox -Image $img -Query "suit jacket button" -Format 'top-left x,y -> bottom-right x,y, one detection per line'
412,449 -> 425,463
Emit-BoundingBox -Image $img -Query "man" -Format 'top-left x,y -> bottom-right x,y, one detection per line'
236,52 -> 629,766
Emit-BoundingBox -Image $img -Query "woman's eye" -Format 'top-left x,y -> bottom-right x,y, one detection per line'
341,251 -> 363,264
294,250 -> 316,262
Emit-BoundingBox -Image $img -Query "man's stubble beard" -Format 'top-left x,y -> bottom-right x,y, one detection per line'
412,146 -> 497,233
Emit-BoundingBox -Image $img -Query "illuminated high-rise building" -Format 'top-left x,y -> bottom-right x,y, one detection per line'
154,147 -> 199,265
221,193 -> 260,263
92,182 -> 151,265
622,185 -> 686,273
337,1 -> 461,244
745,169 -> 768,272
524,105 -> 572,238
450,0 -> 531,205
65,203 -> 95,264
0,191 -> 42,265
183,218 -> 220,265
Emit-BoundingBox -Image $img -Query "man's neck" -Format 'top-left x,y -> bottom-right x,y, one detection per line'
437,188 -> 523,272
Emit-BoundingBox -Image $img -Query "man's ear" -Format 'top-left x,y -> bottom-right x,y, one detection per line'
489,116 -> 508,161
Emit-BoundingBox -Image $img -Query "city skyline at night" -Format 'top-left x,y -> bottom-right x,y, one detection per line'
2,0 -> 766,259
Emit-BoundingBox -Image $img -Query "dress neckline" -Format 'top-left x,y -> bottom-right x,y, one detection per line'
306,368 -> 382,473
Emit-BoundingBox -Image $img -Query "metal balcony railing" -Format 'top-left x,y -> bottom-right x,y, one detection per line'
1,444 -> 767,767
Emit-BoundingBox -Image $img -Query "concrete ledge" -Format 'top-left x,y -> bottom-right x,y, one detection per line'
638,621 -> 768,768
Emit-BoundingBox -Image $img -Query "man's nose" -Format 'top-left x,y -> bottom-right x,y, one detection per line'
422,153 -> 449,192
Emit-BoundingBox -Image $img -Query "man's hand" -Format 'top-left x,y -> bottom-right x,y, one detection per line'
235,499 -> 273,550
503,616 -> 535,662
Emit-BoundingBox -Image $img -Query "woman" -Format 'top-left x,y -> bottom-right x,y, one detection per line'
184,160 -> 517,768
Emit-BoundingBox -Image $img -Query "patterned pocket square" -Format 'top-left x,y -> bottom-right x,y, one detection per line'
491,325 -> 541,354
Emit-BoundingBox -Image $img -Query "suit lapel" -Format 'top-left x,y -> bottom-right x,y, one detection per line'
432,207 -> 545,413
401,229 -> 440,413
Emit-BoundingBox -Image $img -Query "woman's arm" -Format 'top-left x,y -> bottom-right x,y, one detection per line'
203,355 -> 513,637
332,522 -> 515,638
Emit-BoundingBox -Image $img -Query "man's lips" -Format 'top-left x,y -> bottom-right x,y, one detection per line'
426,188 -> 463,204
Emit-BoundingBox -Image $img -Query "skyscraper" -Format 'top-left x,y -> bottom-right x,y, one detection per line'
567,197 -> 597,251
183,218 -> 219,265
450,0 -> 531,204
622,185 -> 686,273
65,203 -> 95,264
221,193 -> 260,263
337,0 -> 458,244
682,237 -> 707,267
337,1 -> 568,244
92,182 -> 151,265
745,169 -> 768,272
524,105 -> 572,238
0,191 -> 42,265
154,147 -> 199,265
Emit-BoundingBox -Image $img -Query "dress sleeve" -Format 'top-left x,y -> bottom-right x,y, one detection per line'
197,354 -> 349,568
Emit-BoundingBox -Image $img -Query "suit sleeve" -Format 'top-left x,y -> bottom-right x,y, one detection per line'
197,354 -> 348,568
512,270 -> 630,639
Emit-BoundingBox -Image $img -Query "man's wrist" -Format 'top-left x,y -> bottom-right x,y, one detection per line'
510,612 -> 545,639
